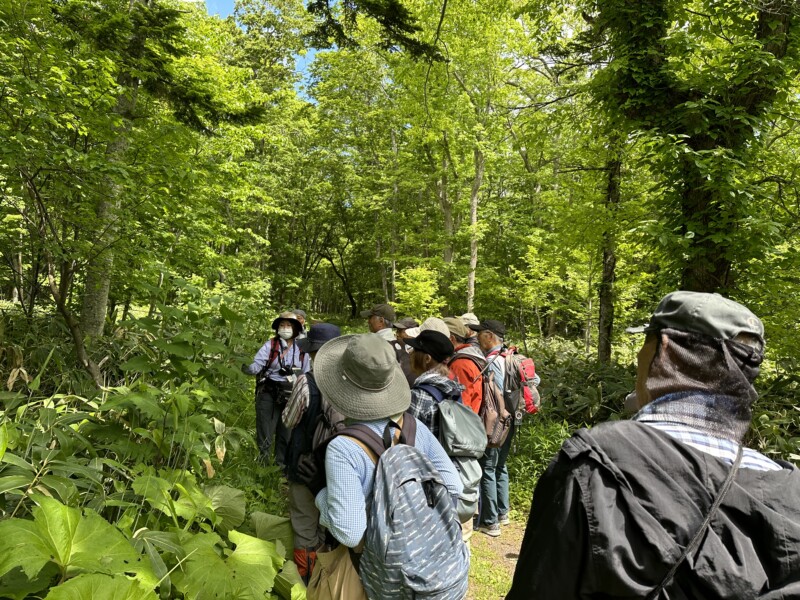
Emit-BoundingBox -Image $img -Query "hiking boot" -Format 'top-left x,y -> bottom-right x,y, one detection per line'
477,523 -> 501,537
499,514 -> 510,526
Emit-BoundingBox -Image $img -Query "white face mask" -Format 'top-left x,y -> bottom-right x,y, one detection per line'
277,327 -> 294,340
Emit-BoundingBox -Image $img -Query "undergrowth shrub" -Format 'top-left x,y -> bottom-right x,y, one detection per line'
0,284 -> 300,598
507,417 -> 571,517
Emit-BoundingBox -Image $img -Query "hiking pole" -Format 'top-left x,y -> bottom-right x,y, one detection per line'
470,345 -> 506,385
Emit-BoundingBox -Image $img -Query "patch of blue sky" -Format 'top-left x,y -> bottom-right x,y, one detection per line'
203,0 -> 317,98
205,0 -> 234,18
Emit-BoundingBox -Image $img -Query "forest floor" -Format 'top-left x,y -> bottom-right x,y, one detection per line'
467,519 -> 525,599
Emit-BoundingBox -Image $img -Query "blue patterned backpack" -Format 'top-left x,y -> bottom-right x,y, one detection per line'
339,415 -> 470,600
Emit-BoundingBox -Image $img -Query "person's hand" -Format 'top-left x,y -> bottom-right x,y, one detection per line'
296,454 -> 326,496
241,363 -> 250,374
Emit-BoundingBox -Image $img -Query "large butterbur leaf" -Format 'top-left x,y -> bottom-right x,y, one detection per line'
250,512 -> 293,559
204,485 -> 245,534
0,496 -> 145,581
43,573 -> 157,600
174,530 -> 283,600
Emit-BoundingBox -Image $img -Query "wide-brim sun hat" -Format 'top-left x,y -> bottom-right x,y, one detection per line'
314,334 -> 411,420
271,311 -> 302,332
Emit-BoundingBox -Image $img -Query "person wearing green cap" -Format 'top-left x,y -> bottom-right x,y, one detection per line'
507,291 -> 800,599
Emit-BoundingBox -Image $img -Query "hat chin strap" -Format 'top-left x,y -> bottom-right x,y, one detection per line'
341,367 -> 394,391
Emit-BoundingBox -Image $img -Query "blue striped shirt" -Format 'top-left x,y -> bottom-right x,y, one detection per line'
315,417 -> 462,548
635,416 -> 781,472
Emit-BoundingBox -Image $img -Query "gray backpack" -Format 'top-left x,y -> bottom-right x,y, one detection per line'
438,400 -> 487,521
339,417 -> 469,600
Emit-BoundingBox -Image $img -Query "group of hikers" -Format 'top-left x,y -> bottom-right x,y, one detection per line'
244,292 -> 800,599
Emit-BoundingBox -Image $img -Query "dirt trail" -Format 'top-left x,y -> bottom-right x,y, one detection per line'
466,520 -> 525,599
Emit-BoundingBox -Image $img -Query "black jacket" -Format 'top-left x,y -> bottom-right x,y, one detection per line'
507,421 -> 800,599
285,372 -> 323,483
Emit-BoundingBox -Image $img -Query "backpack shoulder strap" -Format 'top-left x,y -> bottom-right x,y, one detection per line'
338,424 -> 386,461
399,412 -> 417,446
267,337 -> 281,366
413,383 -> 445,404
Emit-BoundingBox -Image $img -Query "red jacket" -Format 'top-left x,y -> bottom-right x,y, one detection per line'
448,344 -> 484,414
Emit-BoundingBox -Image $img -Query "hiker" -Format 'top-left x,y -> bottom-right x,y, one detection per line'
460,312 -> 479,327
313,334 -> 469,600
420,316 -> 454,340
362,303 -> 416,386
291,308 -> 308,339
444,316 -> 484,414
469,319 -> 512,537
242,311 -> 310,464
507,292 -> 800,598
407,329 -> 460,437
393,317 -> 419,342
460,313 -> 482,350
282,323 -> 342,584
407,329 -> 485,543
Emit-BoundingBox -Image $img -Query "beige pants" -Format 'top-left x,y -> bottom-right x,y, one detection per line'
461,514 -> 474,544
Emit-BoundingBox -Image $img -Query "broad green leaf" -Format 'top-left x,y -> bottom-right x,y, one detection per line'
292,583 -> 307,600
0,564 -> 60,600
162,341 -> 195,359
100,394 -> 165,420
250,512 -> 293,559
120,355 -> 156,372
273,560 -> 306,600
0,496 -> 143,580
204,485 -> 245,533
132,530 -> 184,556
132,475 -> 175,518
43,573 -> 158,600
172,480 -> 216,524
219,305 -> 243,323
39,475 -> 79,504
175,530 -> 283,600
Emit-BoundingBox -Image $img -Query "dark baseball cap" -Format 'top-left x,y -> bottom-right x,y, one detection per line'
626,291 -> 764,346
405,330 -> 455,363
468,319 -> 506,337
359,303 -> 397,322
393,317 -> 419,330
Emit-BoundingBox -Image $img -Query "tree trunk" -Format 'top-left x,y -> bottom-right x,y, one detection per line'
440,132 -> 454,264
378,238 -> 389,302
323,250 -> 357,318
46,253 -> 102,387
467,147 -> 484,313
80,197 -> 115,337
598,155 -> 621,364
80,72 -> 138,337
679,154 -> 732,292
